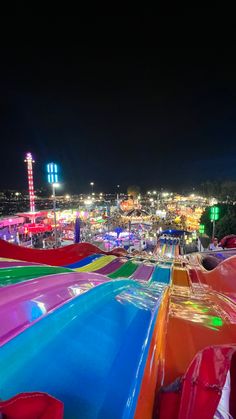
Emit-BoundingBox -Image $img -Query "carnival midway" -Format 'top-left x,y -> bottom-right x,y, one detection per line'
0,153 -> 236,418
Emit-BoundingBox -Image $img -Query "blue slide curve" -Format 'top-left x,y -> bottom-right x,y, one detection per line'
0,280 -> 165,418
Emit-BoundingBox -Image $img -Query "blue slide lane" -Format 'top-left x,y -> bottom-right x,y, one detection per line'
65,253 -> 104,269
0,279 -> 165,419
151,265 -> 171,284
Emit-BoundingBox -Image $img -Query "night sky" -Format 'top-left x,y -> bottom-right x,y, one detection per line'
1,16 -> 236,193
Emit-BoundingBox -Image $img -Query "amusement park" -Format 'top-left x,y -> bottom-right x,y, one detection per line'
0,152 -> 235,418
1,24 -> 236,419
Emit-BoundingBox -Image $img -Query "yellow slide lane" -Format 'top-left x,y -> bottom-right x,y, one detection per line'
161,244 -> 166,256
74,255 -> 116,272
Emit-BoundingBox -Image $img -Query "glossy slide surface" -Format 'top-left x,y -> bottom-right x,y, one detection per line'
131,264 -> 154,281
74,255 -> 116,272
0,239 -> 125,266
162,280 -> 236,388
0,280 -> 165,418
151,265 -> 171,284
108,260 -> 139,278
0,260 -> 40,268
95,258 -> 126,275
190,255 -> 236,298
0,265 -> 72,286
65,254 -> 103,269
0,271 -> 108,346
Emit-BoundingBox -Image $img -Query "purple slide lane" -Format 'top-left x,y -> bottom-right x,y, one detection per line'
95,258 -> 126,275
131,264 -> 154,281
0,271 -> 108,346
0,260 -> 41,268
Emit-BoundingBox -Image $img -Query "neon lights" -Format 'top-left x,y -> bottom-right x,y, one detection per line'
47,162 -> 59,184
210,206 -> 220,221
24,152 -> 35,212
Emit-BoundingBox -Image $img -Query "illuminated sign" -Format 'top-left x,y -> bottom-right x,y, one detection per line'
47,162 -> 58,184
210,206 -> 220,221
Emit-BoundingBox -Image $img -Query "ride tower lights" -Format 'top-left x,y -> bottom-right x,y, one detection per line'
24,152 -> 36,217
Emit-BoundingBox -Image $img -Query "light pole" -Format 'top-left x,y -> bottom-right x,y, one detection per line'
90,182 -> 94,194
117,184 -> 120,207
52,183 -> 59,246
47,162 -> 60,247
210,206 -> 220,240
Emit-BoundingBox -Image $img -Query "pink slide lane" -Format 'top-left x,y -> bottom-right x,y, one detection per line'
0,271 -> 108,346
0,260 -> 41,268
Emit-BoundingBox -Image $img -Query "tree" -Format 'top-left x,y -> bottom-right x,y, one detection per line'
215,209 -> 236,238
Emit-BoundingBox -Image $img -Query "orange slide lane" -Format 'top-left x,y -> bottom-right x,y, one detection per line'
136,262 -> 236,417
135,288 -> 170,419
163,288 -> 236,387
161,262 -> 236,388
172,265 -> 189,287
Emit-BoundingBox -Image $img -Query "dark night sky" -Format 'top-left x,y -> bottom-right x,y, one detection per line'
1,15 -> 236,193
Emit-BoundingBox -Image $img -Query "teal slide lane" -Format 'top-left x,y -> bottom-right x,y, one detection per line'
151,265 -> 171,284
0,279 -> 165,419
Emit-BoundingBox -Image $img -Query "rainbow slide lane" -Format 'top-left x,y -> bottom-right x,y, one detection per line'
65,254 -> 104,269
73,255 -> 116,272
132,263 -> 154,281
0,265 -> 73,286
161,243 -> 166,256
0,279 -> 167,418
108,259 -> 139,279
151,264 -> 171,284
0,260 -> 41,268
95,258 -> 126,275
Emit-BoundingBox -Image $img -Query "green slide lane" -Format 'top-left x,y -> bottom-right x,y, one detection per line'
108,260 -> 139,279
0,266 -> 72,287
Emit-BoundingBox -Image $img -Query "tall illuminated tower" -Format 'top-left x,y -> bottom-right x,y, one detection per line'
24,152 -> 35,213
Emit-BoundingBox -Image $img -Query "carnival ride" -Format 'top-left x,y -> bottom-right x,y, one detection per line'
0,238 -> 235,418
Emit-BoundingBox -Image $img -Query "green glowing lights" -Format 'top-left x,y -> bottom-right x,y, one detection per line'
210,206 -> 220,221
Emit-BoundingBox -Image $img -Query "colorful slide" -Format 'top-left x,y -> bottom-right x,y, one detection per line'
0,239 -> 126,266
131,263 -> 154,281
1,241 -> 236,418
0,271 -> 108,346
0,265 -> 72,286
108,260 -> 139,279
0,279 -> 166,418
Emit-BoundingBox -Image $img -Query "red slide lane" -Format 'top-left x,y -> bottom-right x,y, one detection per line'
0,239 -> 126,266
189,255 -> 236,297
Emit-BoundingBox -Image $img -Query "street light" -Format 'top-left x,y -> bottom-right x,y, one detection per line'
47,162 -> 60,247
117,184 -> 120,207
52,183 -> 60,247
210,206 -> 220,239
90,182 -> 94,193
